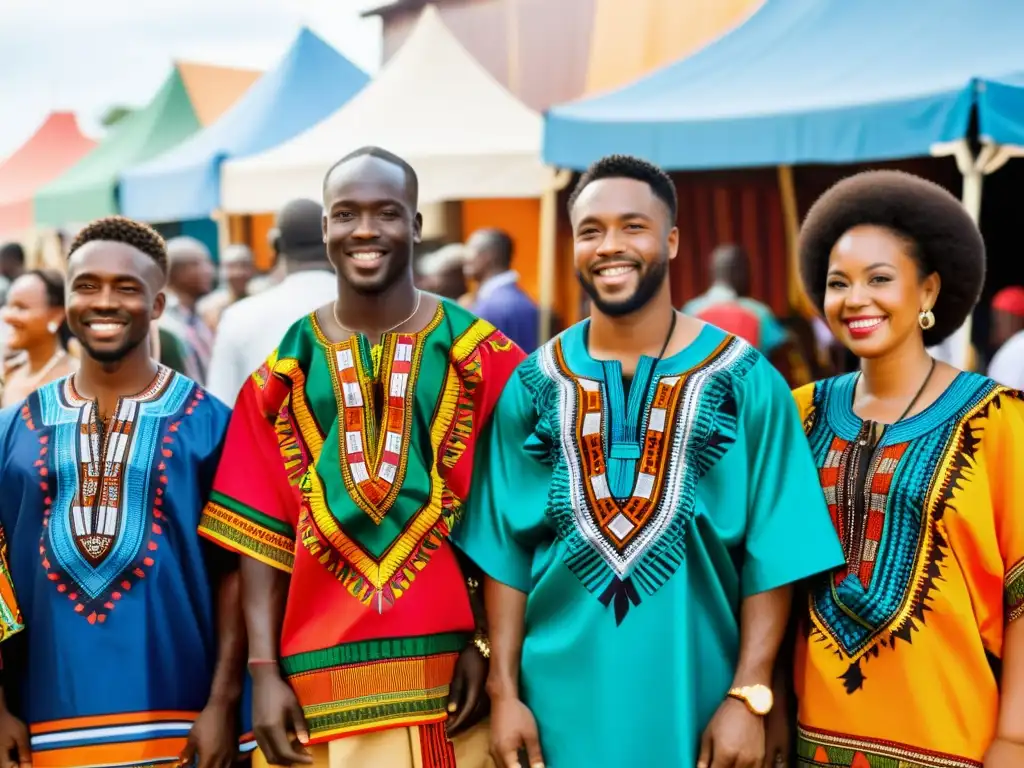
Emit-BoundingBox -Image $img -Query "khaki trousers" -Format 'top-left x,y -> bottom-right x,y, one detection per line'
252,720 -> 493,768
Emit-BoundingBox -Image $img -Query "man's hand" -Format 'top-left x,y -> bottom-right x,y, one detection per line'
985,737 -> 1024,767
251,667 -> 312,766
697,698 -> 765,768
446,646 -> 489,737
178,701 -> 237,768
489,696 -> 543,768
0,707 -> 30,768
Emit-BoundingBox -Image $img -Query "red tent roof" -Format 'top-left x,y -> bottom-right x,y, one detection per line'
0,112 -> 96,236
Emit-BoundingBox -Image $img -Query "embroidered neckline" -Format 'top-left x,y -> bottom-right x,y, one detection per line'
63,366 -> 174,408
825,370 -> 979,445
311,304 -> 444,522
556,340 -> 686,551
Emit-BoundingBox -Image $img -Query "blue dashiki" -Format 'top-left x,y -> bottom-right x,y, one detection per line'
456,321 -> 844,767
0,368 -> 253,768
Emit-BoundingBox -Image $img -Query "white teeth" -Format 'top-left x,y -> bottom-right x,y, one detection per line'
848,318 -> 884,330
351,251 -> 383,261
597,265 -> 634,276
89,323 -> 124,332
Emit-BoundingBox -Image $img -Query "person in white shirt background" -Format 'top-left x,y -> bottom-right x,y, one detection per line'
205,198 -> 336,405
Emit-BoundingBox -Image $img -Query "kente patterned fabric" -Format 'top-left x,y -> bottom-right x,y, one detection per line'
793,372 -> 1024,768
199,299 -> 523,745
0,369 -> 255,768
456,320 -> 843,767
0,524 -> 22,643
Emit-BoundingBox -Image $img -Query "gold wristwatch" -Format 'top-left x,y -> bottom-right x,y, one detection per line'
727,684 -> 773,715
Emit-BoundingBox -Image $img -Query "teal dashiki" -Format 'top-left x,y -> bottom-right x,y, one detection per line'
456,320 -> 844,766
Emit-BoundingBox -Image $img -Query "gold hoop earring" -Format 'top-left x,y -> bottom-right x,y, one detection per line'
918,309 -> 935,330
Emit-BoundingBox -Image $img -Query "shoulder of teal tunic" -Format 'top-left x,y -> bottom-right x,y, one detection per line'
457,320 -> 844,764
0,370 -> 253,762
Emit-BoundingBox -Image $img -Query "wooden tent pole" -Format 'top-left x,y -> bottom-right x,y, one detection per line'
777,164 -> 815,318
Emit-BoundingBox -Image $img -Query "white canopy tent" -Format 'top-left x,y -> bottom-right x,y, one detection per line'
219,5 -> 549,212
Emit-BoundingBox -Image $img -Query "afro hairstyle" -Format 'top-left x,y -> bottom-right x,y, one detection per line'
798,170 -> 984,347
568,154 -> 678,222
68,216 -> 169,276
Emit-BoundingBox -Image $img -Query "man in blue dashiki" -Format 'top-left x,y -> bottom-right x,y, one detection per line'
456,155 -> 844,768
0,216 -> 251,768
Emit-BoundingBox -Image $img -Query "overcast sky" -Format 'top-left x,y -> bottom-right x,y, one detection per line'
0,0 -> 383,157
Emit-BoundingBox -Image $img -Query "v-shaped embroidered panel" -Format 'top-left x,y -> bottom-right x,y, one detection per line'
238,308 -> 520,609
37,368 -> 193,623
332,333 -> 422,523
540,335 -> 756,624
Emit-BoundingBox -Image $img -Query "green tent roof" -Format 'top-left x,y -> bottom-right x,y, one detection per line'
34,68 -> 201,227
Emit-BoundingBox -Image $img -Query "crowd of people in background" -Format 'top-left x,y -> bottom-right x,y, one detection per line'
4,207 -> 1022,406
0,149 -> 1022,768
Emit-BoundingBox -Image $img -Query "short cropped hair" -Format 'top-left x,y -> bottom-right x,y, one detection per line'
568,154 -> 678,222
475,228 -> 514,269
69,216 -> 168,275
323,145 -> 419,208
0,242 -> 25,266
798,170 -> 984,346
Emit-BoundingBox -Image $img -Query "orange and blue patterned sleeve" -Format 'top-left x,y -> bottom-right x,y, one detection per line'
0,524 -> 23,643
990,391 -> 1024,624
198,375 -> 298,573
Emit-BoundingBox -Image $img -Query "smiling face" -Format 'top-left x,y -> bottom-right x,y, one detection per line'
823,224 -> 940,359
571,177 -> 678,317
66,241 -> 166,363
0,273 -> 65,352
322,155 -> 422,296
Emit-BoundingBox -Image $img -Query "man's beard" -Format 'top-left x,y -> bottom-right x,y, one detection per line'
577,257 -> 668,318
77,332 -> 146,364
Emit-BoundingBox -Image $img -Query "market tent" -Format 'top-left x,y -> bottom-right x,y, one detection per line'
221,5 -> 547,213
121,29 -> 367,222
0,113 -> 96,236
176,62 -> 262,127
543,0 -> 1024,171
583,0 -> 763,94
978,72 -> 1024,148
34,62 -> 258,228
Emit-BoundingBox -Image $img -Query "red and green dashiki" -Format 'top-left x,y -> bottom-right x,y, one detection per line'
199,299 -> 523,743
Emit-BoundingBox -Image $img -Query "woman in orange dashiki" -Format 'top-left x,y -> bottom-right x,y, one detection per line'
790,171 -> 1024,768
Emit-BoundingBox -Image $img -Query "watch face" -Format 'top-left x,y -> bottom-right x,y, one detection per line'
747,686 -> 773,715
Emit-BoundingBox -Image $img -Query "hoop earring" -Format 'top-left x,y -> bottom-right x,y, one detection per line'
46,321 -> 59,335
918,309 -> 935,330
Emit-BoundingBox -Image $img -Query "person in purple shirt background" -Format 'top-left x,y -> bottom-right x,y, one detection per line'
464,228 -> 540,352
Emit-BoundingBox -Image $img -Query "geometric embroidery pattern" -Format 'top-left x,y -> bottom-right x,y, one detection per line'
32,368 -> 194,624
802,375 -> 1012,694
274,312 -> 497,609
331,332 -> 421,524
797,724 -> 982,768
534,334 -> 757,625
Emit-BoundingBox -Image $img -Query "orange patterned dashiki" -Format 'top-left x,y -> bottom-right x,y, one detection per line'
793,372 -> 1024,768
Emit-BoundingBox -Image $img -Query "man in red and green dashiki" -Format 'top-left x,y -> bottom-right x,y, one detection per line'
198,147 -> 525,768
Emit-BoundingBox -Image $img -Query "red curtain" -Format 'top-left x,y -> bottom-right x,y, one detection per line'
671,169 -> 789,315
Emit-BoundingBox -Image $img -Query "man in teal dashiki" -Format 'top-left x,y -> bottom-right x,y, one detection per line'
456,155 -> 844,768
